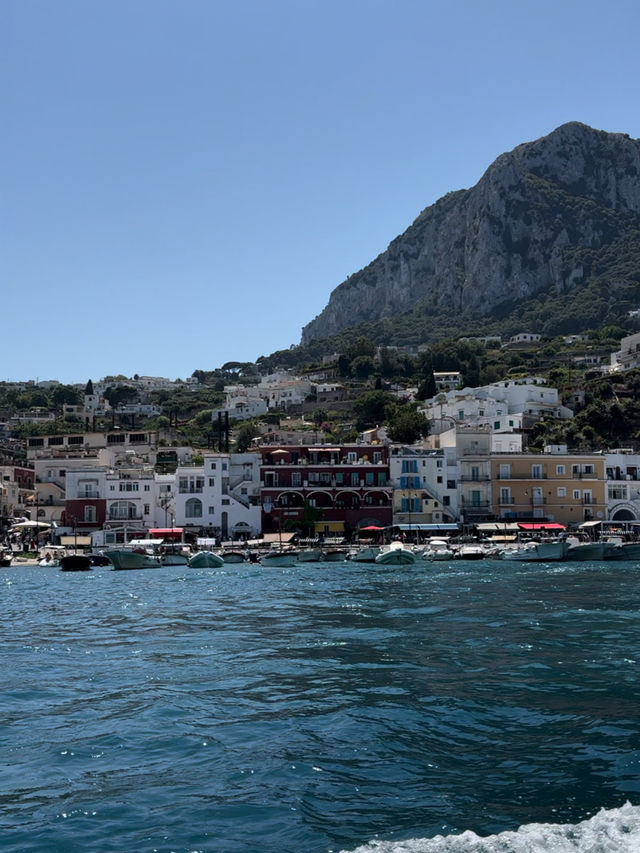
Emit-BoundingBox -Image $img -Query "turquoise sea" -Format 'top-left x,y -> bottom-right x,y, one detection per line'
2,558 -> 639,852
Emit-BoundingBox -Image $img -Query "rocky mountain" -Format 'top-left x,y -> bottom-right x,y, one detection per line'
300,122 -> 640,345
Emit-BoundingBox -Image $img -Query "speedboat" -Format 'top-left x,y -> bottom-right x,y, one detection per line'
420,538 -> 454,561
375,541 -> 416,565
455,542 -> 487,560
502,540 -> 567,562
349,546 -> 380,563
59,554 -> 92,571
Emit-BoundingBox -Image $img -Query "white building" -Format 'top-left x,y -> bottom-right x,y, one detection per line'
605,450 -> 640,520
389,445 -> 459,524
174,452 -> 261,540
610,332 -> 640,372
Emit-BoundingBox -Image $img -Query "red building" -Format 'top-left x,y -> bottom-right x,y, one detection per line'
259,444 -> 392,539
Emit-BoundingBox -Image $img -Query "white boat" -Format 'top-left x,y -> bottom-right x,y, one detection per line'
104,544 -> 162,570
565,537 -> 611,561
603,537 -> 640,560
455,542 -> 487,560
420,538 -> 454,561
297,548 -> 325,562
375,541 -> 416,565
188,550 -> 225,568
502,540 -> 567,562
324,548 -> 349,562
260,549 -> 298,568
0,549 -> 14,567
349,546 -> 380,563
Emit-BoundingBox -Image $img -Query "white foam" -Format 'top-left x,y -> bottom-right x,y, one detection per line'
341,802 -> 640,852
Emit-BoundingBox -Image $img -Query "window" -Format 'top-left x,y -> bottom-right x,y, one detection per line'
494,421 -> 500,430
573,490 -> 581,500
222,463 -> 228,471
583,490 -> 592,504
557,487 -> 566,497
583,465 -> 594,475
291,472 -> 302,487
437,475 -> 443,483
210,462 -> 216,470
556,465 -> 565,475
84,506 -> 96,523
209,477 -> 215,487
351,472 -> 359,486
499,464 -> 511,479
119,482 -> 139,492
107,434 -> 126,443
129,433 -> 146,443
373,452 -> 382,464
447,480 -> 456,489
500,487 -> 511,504
347,452 -> 357,463
443,495 -> 450,506
185,498 -> 203,518
365,472 -> 374,485
531,464 -> 542,479
222,498 -> 230,505
109,501 -> 138,520
144,504 -> 150,514
335,472 -> 343,484
208,506 -> 215,515
68,436 -> 83,445
379,473 -> 387,486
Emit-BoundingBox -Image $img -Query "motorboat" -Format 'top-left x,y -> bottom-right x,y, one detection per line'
501,540 -> 568,562
455,542 -> 487,560
104,547 -> 161,570
158,543 -> 191,566
188,550 -> 225,568
218,549 -> 247,563
420,538 -> 454,561
349,546 -> 380,563
603,536 -> 640,560
59,554 -> 92,571
297,548 -> 325,563
565,537 -> 611,561
0,550 -> 14,567
324,548 -> 349,562
260,549 -> 299,568
375,541 -> 416,565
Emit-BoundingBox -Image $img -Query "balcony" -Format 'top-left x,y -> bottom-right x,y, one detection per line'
76,491 -> 100,499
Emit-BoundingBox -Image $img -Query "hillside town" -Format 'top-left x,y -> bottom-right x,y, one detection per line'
2,328 -> 640,554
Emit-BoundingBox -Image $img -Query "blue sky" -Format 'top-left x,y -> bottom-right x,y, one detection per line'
4,0 -> 640,385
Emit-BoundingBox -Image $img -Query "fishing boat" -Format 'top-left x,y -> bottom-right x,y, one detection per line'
188,550 -> 225,568
219,549 -> 247,563
375,541 -> 416,565
158,543 -> 191,566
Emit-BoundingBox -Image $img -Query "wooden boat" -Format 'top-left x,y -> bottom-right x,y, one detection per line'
375,541 -> 416,565
219,549 -> 247,563
188,550 -> 225,568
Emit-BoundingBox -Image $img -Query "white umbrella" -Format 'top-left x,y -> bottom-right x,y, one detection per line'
11,520 -> 51,529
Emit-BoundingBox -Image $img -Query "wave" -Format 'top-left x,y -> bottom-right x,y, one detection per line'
342,802 -> 640,852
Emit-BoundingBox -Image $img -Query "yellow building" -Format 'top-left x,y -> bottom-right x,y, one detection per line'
491,449 -> 606,527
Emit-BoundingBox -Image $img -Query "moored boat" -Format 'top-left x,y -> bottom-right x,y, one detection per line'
104,548 -> 161,570
455,542 -> 487,560
502,540 -> 568,562
188,550 -> 225,568
59,553 -> 92,571
0,550 -> 14,567
324,548 -> 349,561
565,537 -> 611,561
420,538 -> 454,561
297,548 -> 325,562
603,537 -> 640,560
349,546 -> 380,563
375,541 -> 416,565
219,549 -> 247,563
260,549 -> 298,568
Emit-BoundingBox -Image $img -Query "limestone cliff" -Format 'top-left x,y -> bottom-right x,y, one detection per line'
300,122 -> 640,344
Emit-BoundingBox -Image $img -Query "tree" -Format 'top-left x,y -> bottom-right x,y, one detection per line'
386,403 -> 431,444
353,391 -> 394,431
235,421 -> 258,453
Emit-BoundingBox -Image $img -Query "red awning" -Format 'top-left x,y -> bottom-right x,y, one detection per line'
359,525 -> 384,531
149,528 -> 184,535
517,522 -> 565,530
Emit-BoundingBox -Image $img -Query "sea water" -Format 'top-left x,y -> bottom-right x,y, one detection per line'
1,559 -> 639,852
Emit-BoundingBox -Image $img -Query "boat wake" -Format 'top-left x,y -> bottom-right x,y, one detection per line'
342,802 -> 640,852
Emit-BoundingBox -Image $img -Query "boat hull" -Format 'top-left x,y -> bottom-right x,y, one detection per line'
324,549 -> 348,561
59,554 -> 92,571
375,546 -> 416,565
104,550 -> 161,570
607,543 -> 640,560
349,547 -> 380,563
260,552 -> 298,567
566,543 -> 609,561
188,551 -> 224,568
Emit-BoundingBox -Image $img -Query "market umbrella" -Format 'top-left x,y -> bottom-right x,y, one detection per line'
10,520 -> 51,529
